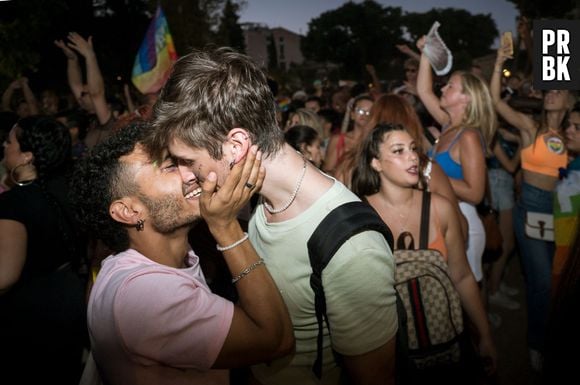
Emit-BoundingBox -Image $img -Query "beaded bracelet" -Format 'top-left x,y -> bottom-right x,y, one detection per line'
216,232 -> 249,252
232,258 -> 265,284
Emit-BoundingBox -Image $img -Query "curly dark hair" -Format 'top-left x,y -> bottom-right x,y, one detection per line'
16,115 -> 71,178
70,121 -> 150,253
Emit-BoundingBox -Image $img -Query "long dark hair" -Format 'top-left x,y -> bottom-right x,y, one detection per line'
351,123 -> 407,197
15,116 -> 84,269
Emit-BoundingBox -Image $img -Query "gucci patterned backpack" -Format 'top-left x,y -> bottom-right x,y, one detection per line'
394,191 -> 464,372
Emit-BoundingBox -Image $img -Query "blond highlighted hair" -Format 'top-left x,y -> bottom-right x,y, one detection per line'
456,70 -> 497,153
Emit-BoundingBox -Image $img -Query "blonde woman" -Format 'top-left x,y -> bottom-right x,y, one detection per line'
416,36 -> 497,284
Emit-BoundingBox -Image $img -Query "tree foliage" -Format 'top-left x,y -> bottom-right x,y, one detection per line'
0,0 -> 248,91
0,0 -> 69,79
216,0 -> 246,52
160,0 -> 219,55
302,1 -> 500,78
267,33 -> 278,71
505,0 -> 578,19
302,0 -> 404,79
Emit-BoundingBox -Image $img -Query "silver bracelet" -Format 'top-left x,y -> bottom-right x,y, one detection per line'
232,258 -> 265,284
216,232 -> 249,252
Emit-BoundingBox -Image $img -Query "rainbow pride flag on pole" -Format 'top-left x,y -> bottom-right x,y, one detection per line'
132,5 -> 177,94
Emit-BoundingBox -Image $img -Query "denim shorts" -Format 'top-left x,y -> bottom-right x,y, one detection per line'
489,168 -> 515,211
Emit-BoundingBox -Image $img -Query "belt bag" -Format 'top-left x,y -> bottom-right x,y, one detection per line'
525,212 -> 554,241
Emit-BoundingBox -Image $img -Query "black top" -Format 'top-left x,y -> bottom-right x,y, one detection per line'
0,177 -> 77,280
0,176 -> 88,384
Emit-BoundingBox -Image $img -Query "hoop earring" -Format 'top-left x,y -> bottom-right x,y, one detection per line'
9,163 -> 34,187
136,219 -> 145,232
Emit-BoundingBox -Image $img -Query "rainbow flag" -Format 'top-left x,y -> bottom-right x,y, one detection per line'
131,5 -> 177,94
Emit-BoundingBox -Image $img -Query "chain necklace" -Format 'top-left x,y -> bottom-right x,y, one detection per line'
263,155 -> 307,214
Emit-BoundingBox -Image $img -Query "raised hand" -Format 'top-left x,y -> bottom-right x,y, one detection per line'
66,32 -> 95,58
495,33 -> 514,67
8,79 -> 21,90
54,39 -> 78,60
415,36 -> 426,52
200,145 -> 265,230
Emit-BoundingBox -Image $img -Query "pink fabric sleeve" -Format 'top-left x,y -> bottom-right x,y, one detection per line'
114,270 -> 234,370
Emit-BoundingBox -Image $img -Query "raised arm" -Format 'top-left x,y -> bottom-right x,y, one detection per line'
1,79 -> 18,112
365,64 -> 382,98
416,36 -> 449,126
491,40 -> 535,139
438,194 -> 497,375
396,43 -> 421,62
54,38 -> 84,100
201,146 -> 294,367
67,33 -> 112,125
17,77 -> 40,115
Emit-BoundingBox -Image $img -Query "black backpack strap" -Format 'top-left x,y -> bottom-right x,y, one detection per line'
307,201 -> 393,378
419,191 -> 431,249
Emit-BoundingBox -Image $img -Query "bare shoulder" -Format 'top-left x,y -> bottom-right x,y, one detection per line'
459,129 -> 485,151
461,128 -> 483,141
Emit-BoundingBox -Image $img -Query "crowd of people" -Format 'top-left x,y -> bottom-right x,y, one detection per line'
0,18 -> 579,385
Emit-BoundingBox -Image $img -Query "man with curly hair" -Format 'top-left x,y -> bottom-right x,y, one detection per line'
71,121 -> 293,385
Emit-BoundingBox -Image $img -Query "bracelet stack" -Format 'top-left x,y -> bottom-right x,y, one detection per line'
232,258 -> 265,284
216,232 -> 265,283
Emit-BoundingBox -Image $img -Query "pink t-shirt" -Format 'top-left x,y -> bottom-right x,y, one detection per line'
88,248 -> 233,385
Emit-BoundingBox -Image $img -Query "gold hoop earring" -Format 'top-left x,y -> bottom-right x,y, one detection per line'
9,163 -> 34,187
136,219 -> 145,232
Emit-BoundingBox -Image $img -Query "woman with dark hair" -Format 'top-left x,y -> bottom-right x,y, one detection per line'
0,115 -> 88,384
351,123 -> 496,382
284,124 -> 323,168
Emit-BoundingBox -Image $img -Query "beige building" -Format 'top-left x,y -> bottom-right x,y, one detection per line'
242,23 -> 304,70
